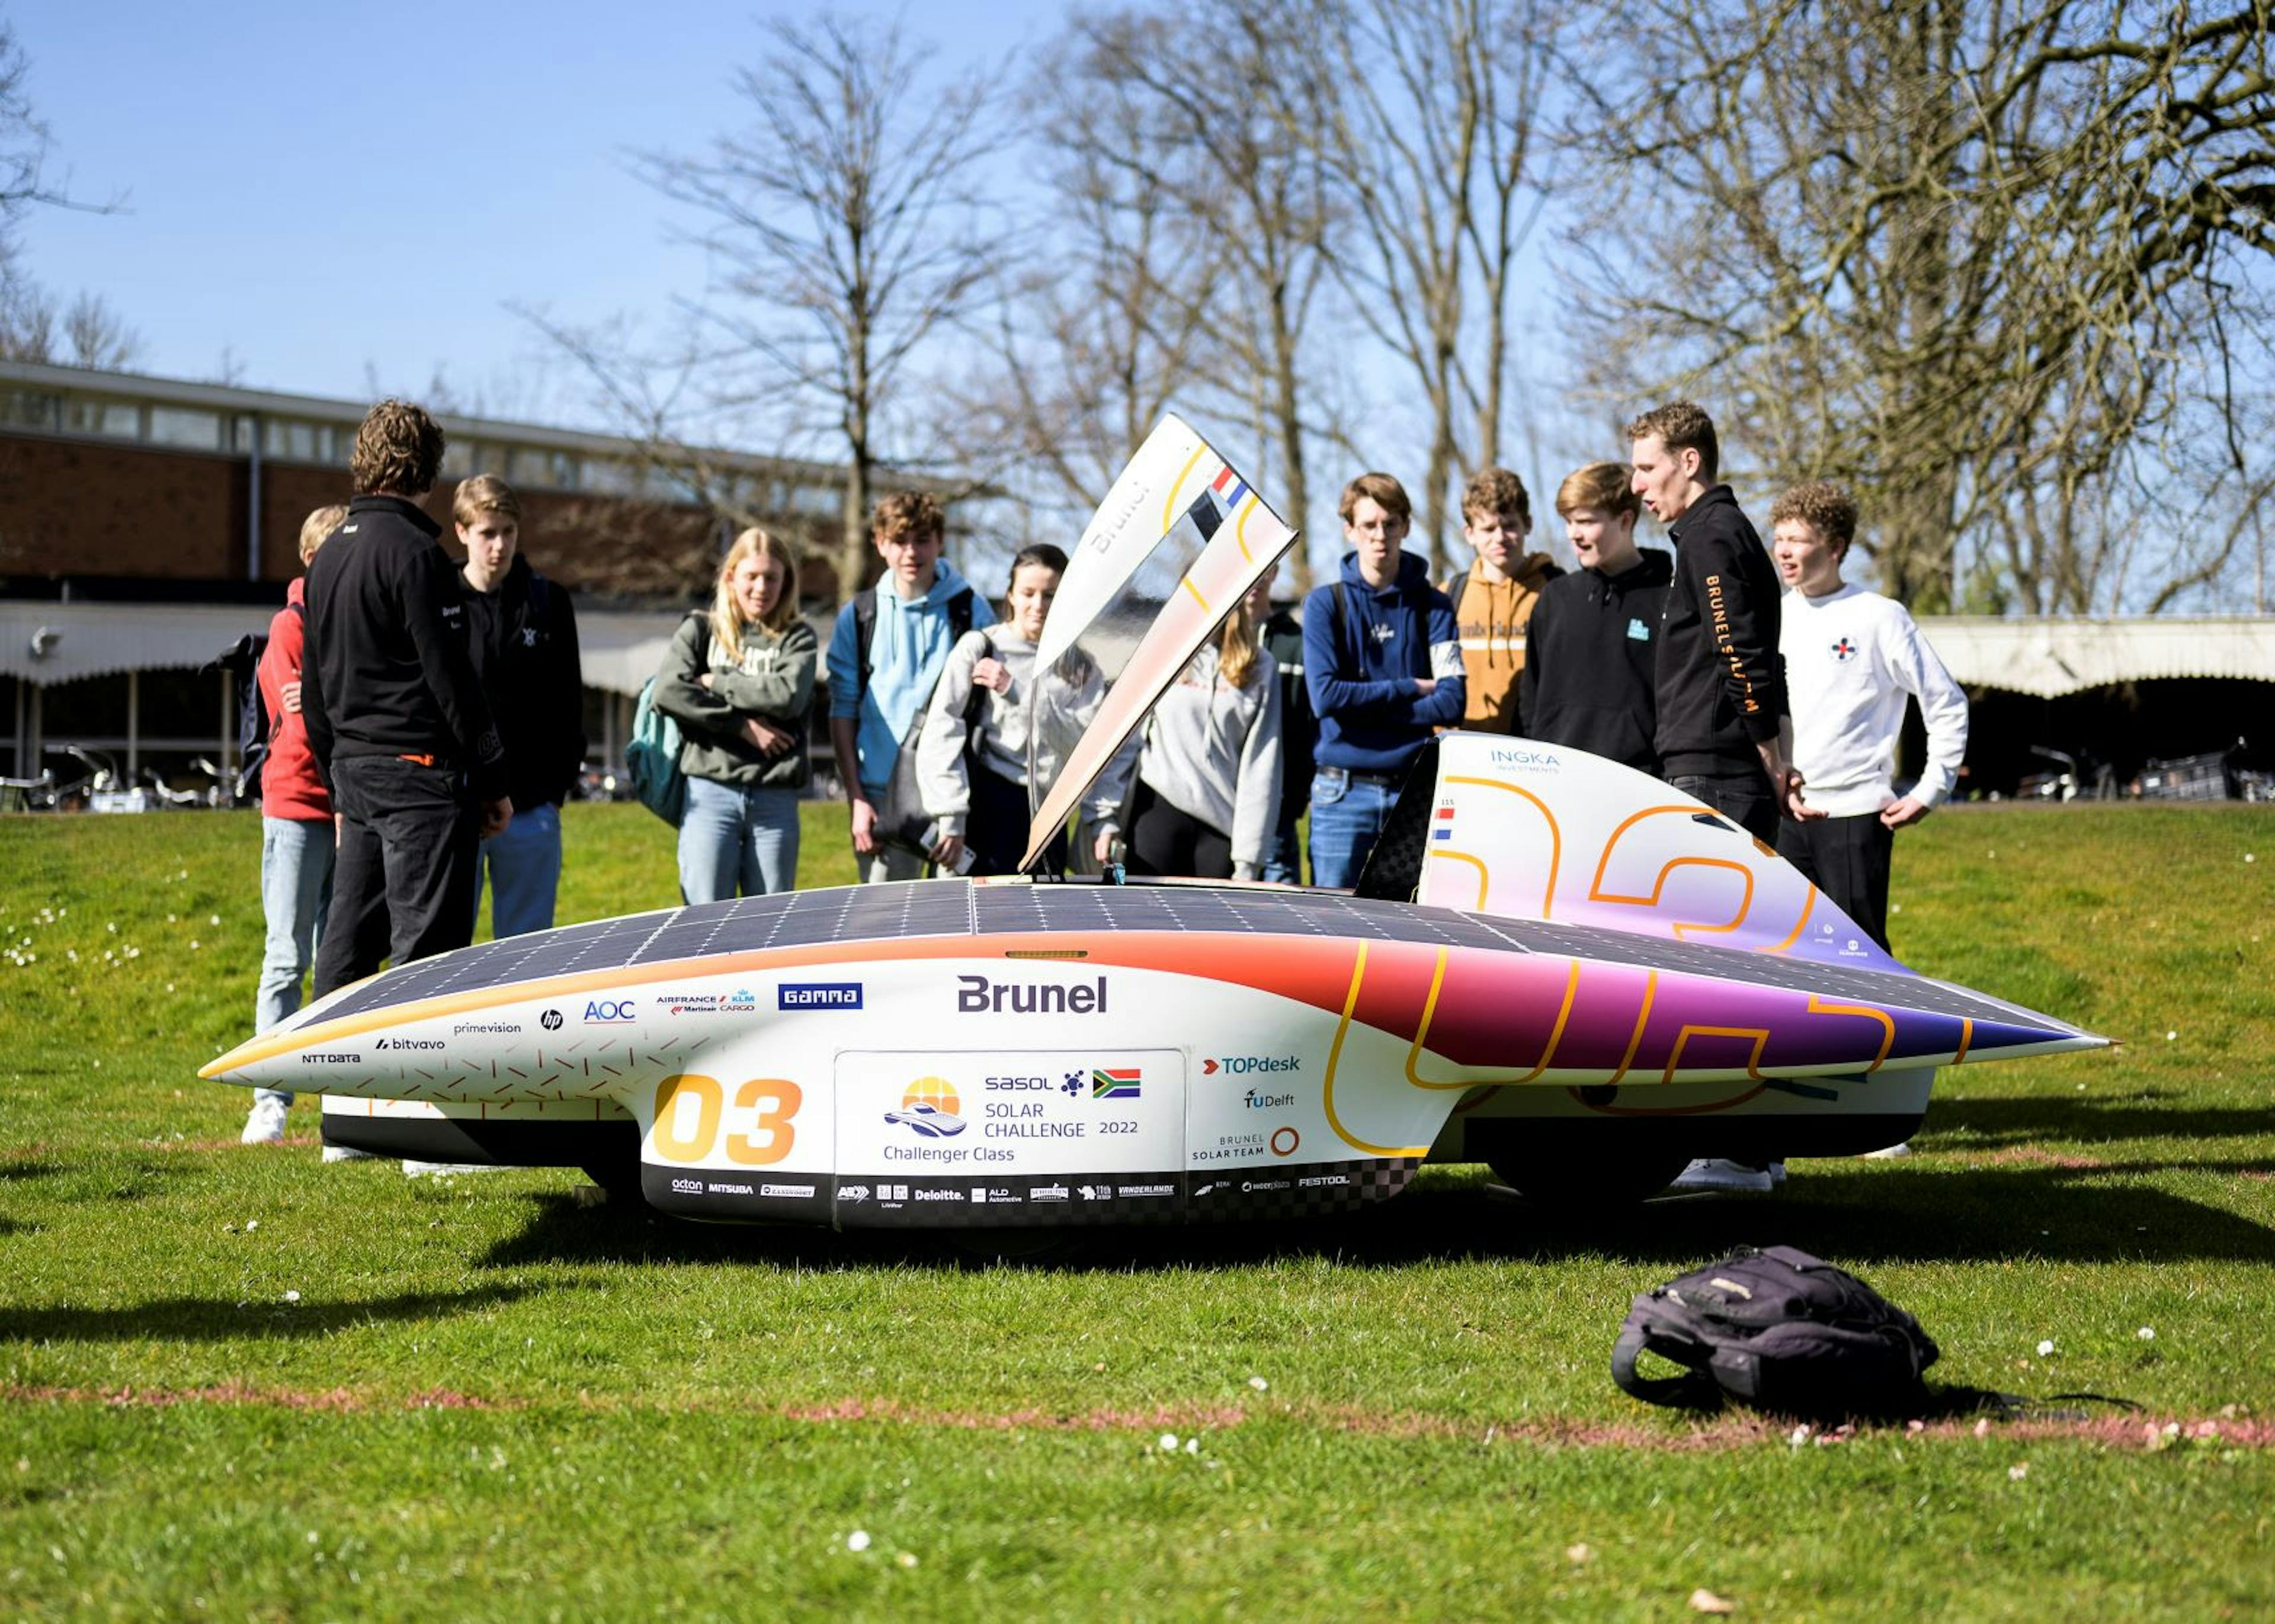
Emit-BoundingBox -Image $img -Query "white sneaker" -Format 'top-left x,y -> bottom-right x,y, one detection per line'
239,1095 -> 290,1145
1670,1157 -> 1776,1193
321,1144 -> 377,1163
403,1160 -> 505,1178
1862,1141 -> 1913,1160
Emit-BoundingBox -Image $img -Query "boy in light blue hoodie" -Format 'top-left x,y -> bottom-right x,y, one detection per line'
826,491 -> 995,881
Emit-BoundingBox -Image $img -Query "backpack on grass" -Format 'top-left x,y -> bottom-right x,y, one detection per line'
1613,1245 -> 1940,1423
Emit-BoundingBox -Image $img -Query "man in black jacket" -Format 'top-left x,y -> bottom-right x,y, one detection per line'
1518,460 -> 1672,772
303,399 -> 511,995
452,474 -> 584,937
1628,401 -> 1814,842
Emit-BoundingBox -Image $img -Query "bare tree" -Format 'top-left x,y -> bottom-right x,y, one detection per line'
631,11 -> 999,599
1053,4 -> 1343,584
946,18 -> 1225,535
1568,0 -> 2275,613
1287,0 -> 1561,570
0,22 -> 136,368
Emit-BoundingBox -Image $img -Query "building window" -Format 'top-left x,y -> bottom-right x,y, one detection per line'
148,406 -> 223,450
581,456 -> 640,495
66,398 -> 141,438
0,389 -> 61,431
264,419 -> 322,462
507,445 -> 578,490
792,481 -> 841,516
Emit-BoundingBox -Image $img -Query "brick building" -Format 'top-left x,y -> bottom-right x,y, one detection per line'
0,360 -> 902,795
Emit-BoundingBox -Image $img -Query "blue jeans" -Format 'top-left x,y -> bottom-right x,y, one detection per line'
680,776 -> 801,902
1306,767 -> 1398,888
255,816 -> 335,1107
476,802 -> 562,938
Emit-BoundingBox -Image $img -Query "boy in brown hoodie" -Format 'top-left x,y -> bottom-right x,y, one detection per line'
1443,466 -> 1561,731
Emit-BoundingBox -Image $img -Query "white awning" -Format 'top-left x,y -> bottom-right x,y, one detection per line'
0,600 -> 275,685
7,599 -> 2268,703
0,599 -> 706,699
1915,617 -> 2275,698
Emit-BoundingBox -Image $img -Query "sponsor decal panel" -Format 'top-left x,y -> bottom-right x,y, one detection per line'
780,981 -> 862,1010
832,1047 -> 1182,1224
584,999 -> 636,1025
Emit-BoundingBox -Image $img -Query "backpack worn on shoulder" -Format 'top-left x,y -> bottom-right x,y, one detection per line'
628,612 -> 709,827
1613,1245 -> 1940,1423
212,598 -> 301,804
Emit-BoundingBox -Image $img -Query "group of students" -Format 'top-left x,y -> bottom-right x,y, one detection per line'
646,492 -> 1290,892
647,400 -> 1969,964
243,394 -> 1968,1187
241,400 -> 584,1151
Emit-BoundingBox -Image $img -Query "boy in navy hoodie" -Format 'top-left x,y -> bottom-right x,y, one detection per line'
1300,473 -> 1464,887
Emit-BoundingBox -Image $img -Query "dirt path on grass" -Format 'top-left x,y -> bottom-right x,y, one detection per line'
5,1381 -> 2266,1450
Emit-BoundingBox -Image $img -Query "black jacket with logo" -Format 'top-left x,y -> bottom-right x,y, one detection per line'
1653,484 -> 1788,776
461,554 -> 585,810
1517,549 -> 1674,773
302,494 -> 508,802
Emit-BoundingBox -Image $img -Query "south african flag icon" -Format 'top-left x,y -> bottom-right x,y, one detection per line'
1091,1066 -> 1142,1100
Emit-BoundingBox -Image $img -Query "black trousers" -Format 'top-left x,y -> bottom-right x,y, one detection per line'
1670,765 -> 1780,844
312,755 -> 482,997
1776,811 -> 1894,951
1124,779 -> 1233,880
966,762 -> 1065,877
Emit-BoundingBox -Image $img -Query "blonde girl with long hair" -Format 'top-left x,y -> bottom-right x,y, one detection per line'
1092,595 -> 1283,881
652,527 -> 817,900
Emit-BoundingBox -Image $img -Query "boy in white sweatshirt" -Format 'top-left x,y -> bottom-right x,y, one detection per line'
1771,482 -> 1969,951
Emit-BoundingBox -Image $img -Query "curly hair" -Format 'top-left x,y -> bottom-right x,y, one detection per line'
1768,480 -> 1858,554
1338,471 -> 1411,526
1553,461 -> 1641,521
870,490 -> 945,547
1462,466 -> 1531,527
349,399 -> 446,497
1626,400 -> 1719,483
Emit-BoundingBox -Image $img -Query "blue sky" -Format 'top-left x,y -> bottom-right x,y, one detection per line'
11,1 -> 1071,418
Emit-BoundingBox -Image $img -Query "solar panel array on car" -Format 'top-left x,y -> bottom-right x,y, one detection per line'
311,877 -> 2073,1038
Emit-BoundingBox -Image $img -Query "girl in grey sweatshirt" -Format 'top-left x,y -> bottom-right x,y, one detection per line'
918,545 -> 1110,874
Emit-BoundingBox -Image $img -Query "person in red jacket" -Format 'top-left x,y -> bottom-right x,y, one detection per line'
241,503 -> 348,1146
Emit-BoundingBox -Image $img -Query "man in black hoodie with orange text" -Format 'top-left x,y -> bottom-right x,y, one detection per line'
1628,400 -> 1818,843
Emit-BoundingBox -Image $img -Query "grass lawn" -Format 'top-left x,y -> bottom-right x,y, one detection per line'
3,801 -> 2271,1619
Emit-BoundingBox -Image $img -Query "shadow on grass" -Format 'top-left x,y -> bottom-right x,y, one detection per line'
478,1160 -> 2275,1274
0,1160 -> 61,1183
1923,1090 -> 2275,1148
0,1283 -> 544,1344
